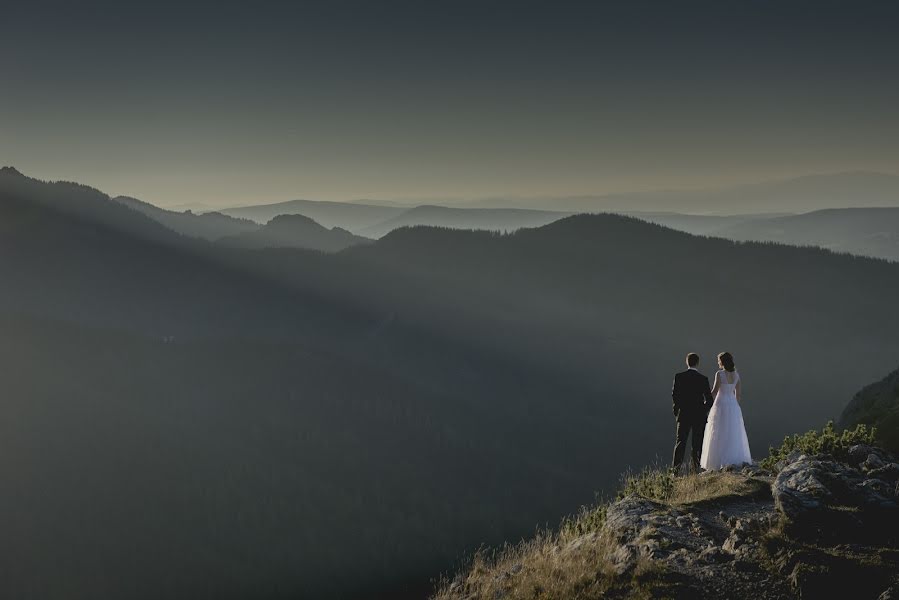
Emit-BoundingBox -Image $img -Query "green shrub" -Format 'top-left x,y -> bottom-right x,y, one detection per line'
760,421 -> 877,471
560,503 -> 608,539
617,466 -> 676,502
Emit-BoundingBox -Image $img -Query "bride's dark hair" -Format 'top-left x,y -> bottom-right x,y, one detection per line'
718,352 -> 735,372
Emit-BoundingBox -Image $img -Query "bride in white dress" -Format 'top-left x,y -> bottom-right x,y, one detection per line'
700,352 -> 752,470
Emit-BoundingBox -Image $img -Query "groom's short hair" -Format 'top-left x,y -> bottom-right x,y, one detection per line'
686,353 -> 700,367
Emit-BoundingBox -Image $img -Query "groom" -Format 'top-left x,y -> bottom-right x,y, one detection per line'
671,352 -> 714,473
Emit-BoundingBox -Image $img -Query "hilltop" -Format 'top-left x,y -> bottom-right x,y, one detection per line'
221,198 -> 403,229
434,422 -> 899,600
218,213 -> 371,252
356,205 -> 569,239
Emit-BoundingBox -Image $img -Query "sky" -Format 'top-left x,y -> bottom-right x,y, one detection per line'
2,0 -> 898,208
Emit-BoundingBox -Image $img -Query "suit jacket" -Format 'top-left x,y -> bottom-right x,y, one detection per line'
672,369 -> 714,420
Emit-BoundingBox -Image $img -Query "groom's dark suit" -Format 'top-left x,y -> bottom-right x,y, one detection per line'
671,368 -> 714,471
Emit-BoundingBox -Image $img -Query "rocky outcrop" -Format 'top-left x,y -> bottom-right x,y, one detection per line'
580,478 -> 793,598
567,449 -> 899,599
772,446 -> 899,544
436,447 -> 899,600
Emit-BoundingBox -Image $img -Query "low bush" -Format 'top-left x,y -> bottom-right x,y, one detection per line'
760,421 -> 876,471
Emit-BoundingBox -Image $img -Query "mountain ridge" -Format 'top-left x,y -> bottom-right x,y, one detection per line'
217,213 -> 371,252
114,194 -> 258,241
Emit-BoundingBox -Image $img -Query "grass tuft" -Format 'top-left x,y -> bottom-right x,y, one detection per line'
431,527 -> 625,600
617,465 -> 764,505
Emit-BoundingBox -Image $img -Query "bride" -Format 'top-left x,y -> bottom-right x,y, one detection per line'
700,352 -> 752,470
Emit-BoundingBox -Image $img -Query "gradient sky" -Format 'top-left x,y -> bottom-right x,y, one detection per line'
2,0 -> 898,207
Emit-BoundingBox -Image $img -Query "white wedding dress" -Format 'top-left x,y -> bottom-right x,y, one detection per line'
700,369 -> 752,469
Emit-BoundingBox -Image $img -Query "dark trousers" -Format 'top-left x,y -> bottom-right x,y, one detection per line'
672,415 -> 706,472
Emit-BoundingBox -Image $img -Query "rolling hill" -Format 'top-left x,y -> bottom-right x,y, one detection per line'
356,205 -> 569,239
713,207 -> 899,261
218,213 -> 371,252
114,195 -> 259,240
221,198 -> 404,230
622,212 -> 790,236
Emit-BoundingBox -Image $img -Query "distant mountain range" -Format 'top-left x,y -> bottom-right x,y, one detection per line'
208,172 -> 899,262
625,208 -> 899,262
465,171 -> 899,213
4,165 -> 899,599
113,192 -> 370,252
114,191 -> 899,262
712,208 -> 899,261
221,198 -> 405,230
620,212 -> 788,236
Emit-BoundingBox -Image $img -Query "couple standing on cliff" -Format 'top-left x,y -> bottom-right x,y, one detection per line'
671,352 -> 752,473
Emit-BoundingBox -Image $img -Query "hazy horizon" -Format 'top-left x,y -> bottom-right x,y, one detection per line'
4,165 -> 899,213
3,1 -> 898,208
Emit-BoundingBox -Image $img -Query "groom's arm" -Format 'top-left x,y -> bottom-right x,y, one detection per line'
671,375 -> 681,415
703,376 -> 714,408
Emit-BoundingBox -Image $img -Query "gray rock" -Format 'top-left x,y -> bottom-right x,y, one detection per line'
602,495 -> 720,574
773,458 -> 836,519
849,445 -> 896,469
602,496 -> 662,574
773,454 -> 899,545
774,450 -> 807,473
869,463 -> 899,484
741,463 -> 764,476
865,453 -> 887,472
849,443 -> 877,463
858,479 -> 897,507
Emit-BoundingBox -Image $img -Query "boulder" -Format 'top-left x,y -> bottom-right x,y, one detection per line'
773,455 -> 899,542
772,457 -> 838,519
865,453 -> 887,472
848,444 -> 895,469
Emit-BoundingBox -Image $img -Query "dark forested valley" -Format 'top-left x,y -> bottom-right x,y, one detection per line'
2,166 -> 899,599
